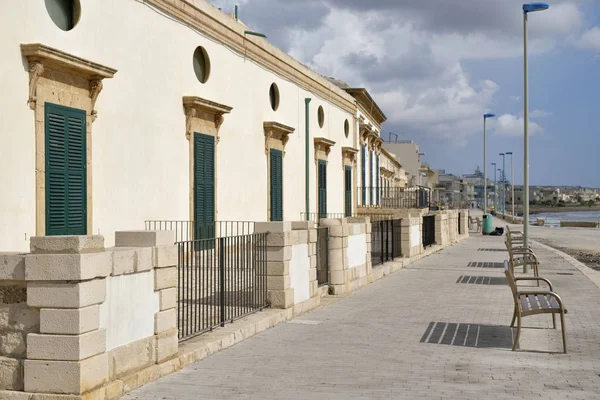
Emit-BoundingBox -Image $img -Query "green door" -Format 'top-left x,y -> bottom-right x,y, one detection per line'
194,133 -> 215,241
344,166 -> 352,217
45,102 -> 87,236
270,149 -> 283,221
318,160 -> 327,218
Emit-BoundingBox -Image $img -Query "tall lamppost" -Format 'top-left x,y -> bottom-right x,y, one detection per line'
506,151 -> 514,217
483,113 -> 496,216
523,2 -> 549,250
499,153 -> 506,215
491,162 -> 497,212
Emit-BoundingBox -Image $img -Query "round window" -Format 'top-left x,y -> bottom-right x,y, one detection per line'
318,106 -> 325,128
269,83 -> 280,111
45,0 -> 81,31
193,46 -> 211,84
344,119 -> 350,138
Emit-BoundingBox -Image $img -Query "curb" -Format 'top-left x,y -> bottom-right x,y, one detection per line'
534,240 -> 600,290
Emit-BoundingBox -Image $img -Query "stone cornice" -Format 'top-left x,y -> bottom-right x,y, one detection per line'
264,121 -> 295,154
183,96 -> 233,140
314,137 -> 336,161
21,43 -> 117,114
146,0 -> 355,114
341,146 -> 359,165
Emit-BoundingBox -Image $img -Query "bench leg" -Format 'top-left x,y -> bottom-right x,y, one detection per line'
560,311 -> 567,353
552,313 -> 556,329
512,314 -> 521,351
510,305 -> 517,328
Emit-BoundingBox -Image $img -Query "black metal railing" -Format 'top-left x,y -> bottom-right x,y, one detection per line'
422,215 -> 436,248
145,220 -> 255,243
316,227 -> 329,286
371,219 -> 402,267
300,212 -> 348,223
357,187 -> 430,209
176,233 -> 268,341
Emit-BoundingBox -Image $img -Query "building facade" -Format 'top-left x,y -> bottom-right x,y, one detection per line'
0,0 -> 371,251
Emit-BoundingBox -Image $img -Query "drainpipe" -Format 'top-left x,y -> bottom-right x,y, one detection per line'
305,98 -> 311,221
234,5 -> 238,20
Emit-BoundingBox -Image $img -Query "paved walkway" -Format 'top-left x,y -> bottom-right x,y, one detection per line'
125,233 -> 600,400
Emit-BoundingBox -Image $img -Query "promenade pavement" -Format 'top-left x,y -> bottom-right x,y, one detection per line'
125,227 -> 600,400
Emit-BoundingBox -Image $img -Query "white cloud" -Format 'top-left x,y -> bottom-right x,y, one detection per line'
530,110 -> 552,118
575,27 -> 600,51
510,96 -> 521,102
494,114 -> 544,137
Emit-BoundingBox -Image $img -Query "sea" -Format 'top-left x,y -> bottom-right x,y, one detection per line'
530,210 -> 600,227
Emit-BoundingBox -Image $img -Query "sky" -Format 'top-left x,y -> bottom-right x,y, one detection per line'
210,0 -> 600,187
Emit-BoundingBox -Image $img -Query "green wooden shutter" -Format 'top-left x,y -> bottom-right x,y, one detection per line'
45,102 -> 86,236
270,149 -> 283,221
376,155 -> 380,205
361,145 -> 366,205
318,160 -> 327,218
345,166 -> 352,217
369,150 -> 373,205
194,133 -> 215,240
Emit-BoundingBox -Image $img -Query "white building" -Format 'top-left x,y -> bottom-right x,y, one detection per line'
0,0 -> 374,251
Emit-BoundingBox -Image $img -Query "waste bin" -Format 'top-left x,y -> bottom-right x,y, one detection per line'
482,214 -> 493,235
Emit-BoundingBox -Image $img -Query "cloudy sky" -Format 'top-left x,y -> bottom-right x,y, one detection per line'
211,0 -> 600,187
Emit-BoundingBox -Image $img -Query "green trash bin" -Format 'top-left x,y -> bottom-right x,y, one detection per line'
482,214 -> 493,235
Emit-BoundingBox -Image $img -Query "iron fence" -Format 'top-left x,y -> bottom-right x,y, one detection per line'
300,213 -> 348,223
176,233 -> 268,341
316,227 -> 329,286
371,219 -> 402,267
422,215 -> 436,248
145,220 -> 255,243
357,187 -> 430,209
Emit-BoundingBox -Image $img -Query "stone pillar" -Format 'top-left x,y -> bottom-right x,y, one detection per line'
115,231 -> 178,365
255,222 -> 294,309
304,222 -> 319,299
319,219 -> 349,295
24,236 -> 110,395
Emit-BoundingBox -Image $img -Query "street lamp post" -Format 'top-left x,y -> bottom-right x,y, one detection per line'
499,153 -> 506,215
491,162 -> 497,212
523,2 -> 549,252
483,113 -> 496,218
506,152 -> 514,217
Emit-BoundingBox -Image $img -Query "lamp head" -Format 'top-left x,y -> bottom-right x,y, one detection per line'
499,153 -> 505,156
506,151 -> 513,155
491,163 -> 496,166
484,113 -> 496,119
523,2 -> 549,13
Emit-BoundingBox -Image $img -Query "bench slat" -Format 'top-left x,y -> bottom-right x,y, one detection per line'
538,294 -> 552,309
528,295 -> 541,311
520,294 -> 532,312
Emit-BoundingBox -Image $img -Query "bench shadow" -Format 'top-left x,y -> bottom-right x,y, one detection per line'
456,275 -> 507,285
420,321 -> 514,349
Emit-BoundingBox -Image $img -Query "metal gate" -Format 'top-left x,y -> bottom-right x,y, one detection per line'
176,233 -> 268,341
458,213 -> 462,235
422,215 -> 436,248
316,226 -> 329,286
371,218 -> 402,267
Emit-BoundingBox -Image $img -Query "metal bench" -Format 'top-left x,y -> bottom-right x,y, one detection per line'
504,260 -> 567,353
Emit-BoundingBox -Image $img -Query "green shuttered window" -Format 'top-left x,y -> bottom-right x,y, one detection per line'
369,150 -> 373,205
345,166 -> 352,217
361,145 -> 366,204
194,133 -> 215,240
318,160 -> 327,218
270,149 -> 283,221
45,102 -> 87,236
376,155 -> 380,205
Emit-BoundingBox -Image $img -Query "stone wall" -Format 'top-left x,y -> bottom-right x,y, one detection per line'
0,232 -> 178,399
255,222 -> 320,315
0,254 -> 37,391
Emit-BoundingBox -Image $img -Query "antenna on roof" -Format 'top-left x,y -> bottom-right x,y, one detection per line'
388,132 -> 398,143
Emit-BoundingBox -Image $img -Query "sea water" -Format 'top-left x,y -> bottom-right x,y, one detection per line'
530,210 -> 600,227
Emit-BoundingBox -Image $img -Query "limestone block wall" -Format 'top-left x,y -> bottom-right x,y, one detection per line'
0,253 -> 38,391
255,222 -> 319,313
0,232 -> 178,398
401,214 -> 424,258
321,218 -> 371,295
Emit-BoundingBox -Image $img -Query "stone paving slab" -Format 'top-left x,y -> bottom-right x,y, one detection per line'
124,234 -> 600,400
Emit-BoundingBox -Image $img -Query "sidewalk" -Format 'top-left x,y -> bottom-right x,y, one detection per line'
124,231 -> 600,400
